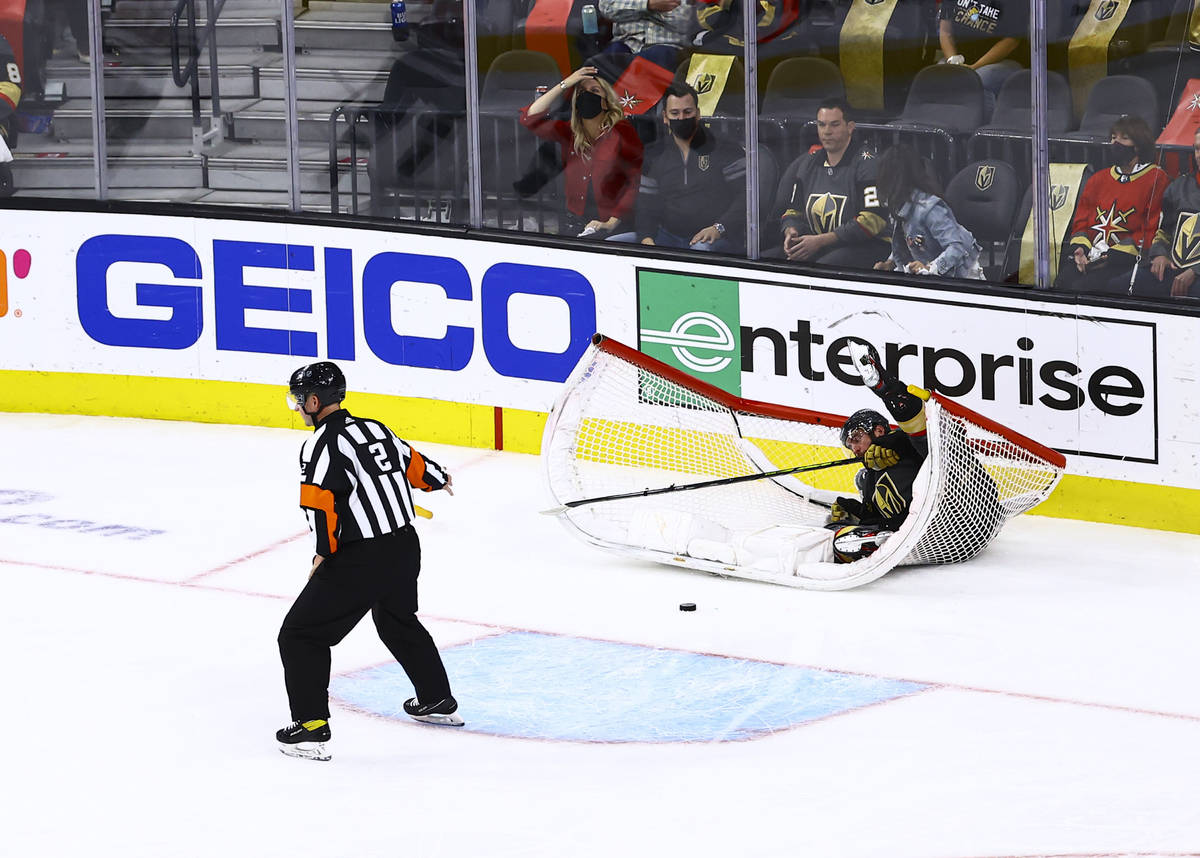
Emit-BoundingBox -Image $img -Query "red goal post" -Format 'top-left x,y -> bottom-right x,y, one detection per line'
542,334 -> 1067,590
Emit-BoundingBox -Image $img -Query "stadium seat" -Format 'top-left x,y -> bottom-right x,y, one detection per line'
759,57 -> 845,164
892,65 -> 985,135
478,50 -> 566,229
1060,74 -> 1161,142
480,49 -> 564,111
760,57 -> 845,122
978,70 -> 1075,135
943,160 -> 1021,278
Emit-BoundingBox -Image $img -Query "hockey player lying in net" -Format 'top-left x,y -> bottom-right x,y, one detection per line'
827,340 -> 929,563
685,340 -> 934,571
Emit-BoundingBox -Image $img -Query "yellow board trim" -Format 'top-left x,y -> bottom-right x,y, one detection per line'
3,370 -> 1198,534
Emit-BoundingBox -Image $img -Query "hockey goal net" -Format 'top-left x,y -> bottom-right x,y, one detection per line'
542,334 -> 1067,590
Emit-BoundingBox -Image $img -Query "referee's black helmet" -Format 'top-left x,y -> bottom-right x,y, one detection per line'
288,361 -> 346,410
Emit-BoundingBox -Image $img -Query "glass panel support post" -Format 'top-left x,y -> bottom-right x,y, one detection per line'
742,5 -> 759,260
1030,0 -> 1051,289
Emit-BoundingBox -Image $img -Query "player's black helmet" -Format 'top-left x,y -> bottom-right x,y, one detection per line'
840,408 -> 888,448
288,361 -> 346,410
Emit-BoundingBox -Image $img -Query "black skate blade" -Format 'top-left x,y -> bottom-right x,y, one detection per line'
278,741 -> 331,761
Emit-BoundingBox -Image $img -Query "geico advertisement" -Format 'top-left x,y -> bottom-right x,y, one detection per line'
636,269 -> 1159,464
0,211 -> 631,410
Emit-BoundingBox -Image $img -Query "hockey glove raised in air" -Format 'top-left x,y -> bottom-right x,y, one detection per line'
863,443 -> 900,471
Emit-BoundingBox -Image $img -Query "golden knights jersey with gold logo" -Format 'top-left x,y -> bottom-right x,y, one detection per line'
1151,171 -> 1200,269
778,134 -> 889,245
851,430 -> 924,531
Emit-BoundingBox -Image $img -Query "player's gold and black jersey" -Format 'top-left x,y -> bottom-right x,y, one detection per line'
298,409 -> 447,556
854,431 -> 925,532
778,133 -> 890,245
1151,170 -> 1200,270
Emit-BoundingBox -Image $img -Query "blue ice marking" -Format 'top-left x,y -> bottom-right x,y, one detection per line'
331,632 -> 928,743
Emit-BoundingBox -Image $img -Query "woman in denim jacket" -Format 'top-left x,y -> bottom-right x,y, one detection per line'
873,144 -> 984,280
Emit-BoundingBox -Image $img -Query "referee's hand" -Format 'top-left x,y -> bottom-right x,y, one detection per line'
442,473 -> 454,496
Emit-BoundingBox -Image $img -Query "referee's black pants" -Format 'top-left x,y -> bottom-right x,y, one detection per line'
278,526 -> 453,722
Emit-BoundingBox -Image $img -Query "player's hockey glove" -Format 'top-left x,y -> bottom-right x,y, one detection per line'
863,443 -> 900,471
830,497 -> 863,524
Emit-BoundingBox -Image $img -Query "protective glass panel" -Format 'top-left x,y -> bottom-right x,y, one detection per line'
5,0 -> 98,201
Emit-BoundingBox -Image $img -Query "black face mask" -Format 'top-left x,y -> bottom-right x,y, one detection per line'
668,116 -> 699,139
1110,141 -> 1137,166
575,89 -> 605,120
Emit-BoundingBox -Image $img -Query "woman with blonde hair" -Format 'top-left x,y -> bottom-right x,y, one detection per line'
521,65 -> 643,237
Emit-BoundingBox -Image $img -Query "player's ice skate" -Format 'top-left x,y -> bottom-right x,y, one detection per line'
276,719 -> 332,761
404,695 -> 464,726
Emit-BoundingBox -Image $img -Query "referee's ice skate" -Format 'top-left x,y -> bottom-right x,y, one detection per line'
404,696 -> 464,726
276,719 -> 332,761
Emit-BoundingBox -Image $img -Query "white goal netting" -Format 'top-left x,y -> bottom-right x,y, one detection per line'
542,335 -> 1067,590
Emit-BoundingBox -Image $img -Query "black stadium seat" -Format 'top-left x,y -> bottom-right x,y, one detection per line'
759,57 -> 845,164
892,64 -> 985,134
1061,74 -> 1161,142
477,50 -> 566,230
943,159 -> 1021,278
980,70 -> 1076,135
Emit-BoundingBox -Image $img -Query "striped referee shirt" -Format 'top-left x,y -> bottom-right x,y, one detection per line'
298,409 -> 448,556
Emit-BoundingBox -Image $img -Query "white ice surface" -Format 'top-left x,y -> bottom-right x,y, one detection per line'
3,413 -> 1199,858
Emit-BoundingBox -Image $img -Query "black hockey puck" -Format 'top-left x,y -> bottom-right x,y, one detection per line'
679,602 -> 696,612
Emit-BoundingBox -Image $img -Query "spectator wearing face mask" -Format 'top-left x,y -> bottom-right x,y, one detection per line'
608,81 -> 745,251
520,64 -> 644,238
1058,116 -> 1167,296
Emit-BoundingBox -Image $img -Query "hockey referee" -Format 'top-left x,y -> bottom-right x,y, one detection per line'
276,361 -> 462,761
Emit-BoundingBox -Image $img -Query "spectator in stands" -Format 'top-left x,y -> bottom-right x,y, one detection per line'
1058,116 -> 1167,296
597,0 -> 694,71
774,98 -> 890,268
1147,126 -> 1200,299
521,64 -> 644,238
938,0 -> 1028,115
693,0 -> 806,55
873,144 -> 984,280
608,82 -> 744,251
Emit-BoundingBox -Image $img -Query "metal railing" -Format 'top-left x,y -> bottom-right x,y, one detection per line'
169,0 -> 229,150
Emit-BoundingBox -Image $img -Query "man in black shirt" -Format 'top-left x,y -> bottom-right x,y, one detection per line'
610,81 -> 746,251
938,0 -> 1028,115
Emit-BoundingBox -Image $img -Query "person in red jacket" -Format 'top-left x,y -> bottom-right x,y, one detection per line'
520,64 -> 643,238
1057,116 -> 1168,296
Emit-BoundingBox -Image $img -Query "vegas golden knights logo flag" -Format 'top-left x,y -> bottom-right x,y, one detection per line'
592,54 -> 675,116
840,0 -> 898,111
1019,163 -> 1088,285
1067,0 -> 1130,121
686,53 -> 736,116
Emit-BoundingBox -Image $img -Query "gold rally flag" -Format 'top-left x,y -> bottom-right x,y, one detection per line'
1067,0 -> 1131,121
686,53 -> 737,117
1019,163 -> 1089,286
840,0 -> 898,112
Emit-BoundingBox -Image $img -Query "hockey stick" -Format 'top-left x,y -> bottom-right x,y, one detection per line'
414,505 -> 433,520
541,456 -> 861,515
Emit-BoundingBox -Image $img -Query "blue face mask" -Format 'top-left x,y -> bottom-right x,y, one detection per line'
575,89 -> 605,120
